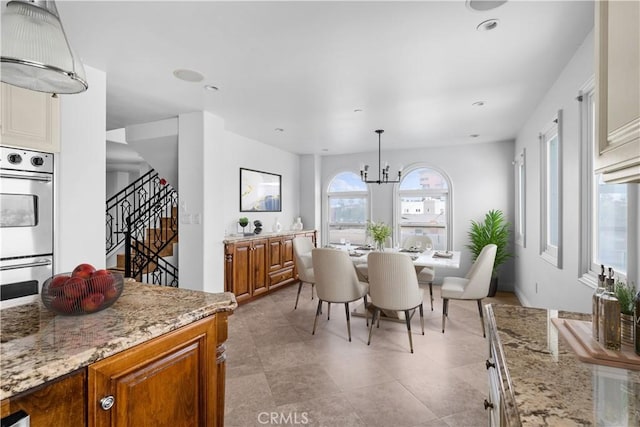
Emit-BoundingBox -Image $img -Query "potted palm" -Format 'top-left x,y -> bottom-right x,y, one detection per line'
467,209 -> 512,297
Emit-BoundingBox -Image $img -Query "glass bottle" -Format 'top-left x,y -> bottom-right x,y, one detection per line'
592,265 -> 606,340
599,271 -> 620,350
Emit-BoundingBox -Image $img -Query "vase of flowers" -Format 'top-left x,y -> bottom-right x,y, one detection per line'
367,221 -> 392,251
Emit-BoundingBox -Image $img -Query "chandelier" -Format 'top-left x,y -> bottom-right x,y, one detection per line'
360,129 -> 401,184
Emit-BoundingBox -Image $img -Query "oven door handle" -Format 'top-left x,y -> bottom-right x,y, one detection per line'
0,172 -> 52,182
0,259 -> 52,271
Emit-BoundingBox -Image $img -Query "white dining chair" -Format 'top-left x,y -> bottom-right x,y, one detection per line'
311,248 -> 369,342
366,252 -> 425,353
403,235 -> 435,311
292,236 -> 315,310
441,243 -> 497,337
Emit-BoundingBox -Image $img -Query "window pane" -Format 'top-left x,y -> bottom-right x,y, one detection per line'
399,225 -> 447,250
518,162 -> 525,237
399,168 -> 448,190
594,175 -> 627,274
548,134 -> 559,246
328,172 -> 367,192
399,195 -> 446,224
329,196 -> 366,224
328,225 -> 366,245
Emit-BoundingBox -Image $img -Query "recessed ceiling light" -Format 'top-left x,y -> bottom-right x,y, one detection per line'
470,134 -> 480,138
476,19 -> 500,32
173,69 -> 204,82
322,148 -> 329,152
275,128 -> 284,132
472,101 -> 485,107
354,109 -> 363,113
466,0 -> 507,12
204,85 -> 219,91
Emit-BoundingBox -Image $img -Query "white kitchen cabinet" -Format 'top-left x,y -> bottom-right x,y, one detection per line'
0,83 -> 60,152
594,0 -> 640,183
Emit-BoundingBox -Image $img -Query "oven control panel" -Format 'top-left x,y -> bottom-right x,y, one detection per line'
0,146 -> 53,174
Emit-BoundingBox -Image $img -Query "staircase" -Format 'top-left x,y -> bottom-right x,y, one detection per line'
106,170 -> 179,287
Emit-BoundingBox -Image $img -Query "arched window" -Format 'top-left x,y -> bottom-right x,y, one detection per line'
327,171 -> 369,245
396,166 -> 451,250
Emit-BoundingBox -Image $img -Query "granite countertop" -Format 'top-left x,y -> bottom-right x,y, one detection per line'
0,281 -> 237,400
487,304 -> 640,426
223,229 -> 314,243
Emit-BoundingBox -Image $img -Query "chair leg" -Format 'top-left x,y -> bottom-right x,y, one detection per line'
368,308 -> 380,345
344,303 -> 352,342
294,281 -> 304,310
327,302 -> 331,320
311,283 -> 315,300
312,300 -> 322,335
442,298 -> 448,333
477,299 -> 486,338
419,303 -> 424,335
364,295 -> 369,327
404,310 -> 414,353
429,282 -> 434,311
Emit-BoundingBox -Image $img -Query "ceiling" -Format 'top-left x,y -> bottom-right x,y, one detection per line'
55,1 -> 594,156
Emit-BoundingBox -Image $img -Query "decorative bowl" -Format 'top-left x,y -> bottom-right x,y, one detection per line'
42,271 -> 124,316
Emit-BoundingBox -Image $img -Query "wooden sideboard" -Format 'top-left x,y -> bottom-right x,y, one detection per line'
224,230 -> 316,304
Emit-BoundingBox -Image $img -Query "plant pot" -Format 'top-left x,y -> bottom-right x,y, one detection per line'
621,313 -> 634,345
487,276 -> 498,297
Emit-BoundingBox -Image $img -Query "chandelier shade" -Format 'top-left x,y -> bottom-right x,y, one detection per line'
1,0 -> 88,94
360,129 -> 402,184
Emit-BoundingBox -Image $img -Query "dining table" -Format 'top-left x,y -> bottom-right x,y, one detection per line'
330,245 -> 462,322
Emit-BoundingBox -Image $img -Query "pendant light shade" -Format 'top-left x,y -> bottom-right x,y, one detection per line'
1,0 -> 88,94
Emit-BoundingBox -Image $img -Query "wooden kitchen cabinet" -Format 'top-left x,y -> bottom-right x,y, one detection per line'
88,314 -> 223,427
0,370 -> 86,426
594,0 -> 640,183
224,231 -> 316,304
0,83 -> 60,153
1,313 -> 229,427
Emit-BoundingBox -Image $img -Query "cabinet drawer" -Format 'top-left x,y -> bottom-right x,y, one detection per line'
269,268 -> 294,288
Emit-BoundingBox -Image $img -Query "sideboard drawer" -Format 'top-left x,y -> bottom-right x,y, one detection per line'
269,268 -> 294,288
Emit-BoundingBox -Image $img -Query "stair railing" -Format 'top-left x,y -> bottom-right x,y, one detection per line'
124,187 -> 179,287
106,170 -> 179,286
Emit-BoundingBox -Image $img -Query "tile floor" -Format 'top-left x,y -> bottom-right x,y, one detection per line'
224,283 -> 521,427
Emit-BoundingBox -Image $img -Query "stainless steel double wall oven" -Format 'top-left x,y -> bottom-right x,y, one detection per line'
0,146 -> 54,308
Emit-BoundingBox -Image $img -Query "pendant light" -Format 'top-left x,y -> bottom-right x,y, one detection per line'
1,0 -> 88,94
360,129 -> 402,184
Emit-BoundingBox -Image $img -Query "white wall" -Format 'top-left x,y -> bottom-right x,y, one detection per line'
57,65 -> 107,272
176,112 -> 302,293
222,132 -> 301,237
320,140 -> 515,289
299,154 -> 322,235
513,30 -> 596,312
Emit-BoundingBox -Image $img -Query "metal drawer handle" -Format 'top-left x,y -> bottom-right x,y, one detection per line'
0,259 -> 52,271
484,399 -> 494,410
100,395 -> 115,411
485,359 -> 495,370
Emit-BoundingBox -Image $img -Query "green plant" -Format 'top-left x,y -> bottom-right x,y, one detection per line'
367,221 -> 392,248
238,217 -> 249,227
615,279 -> 635,315
466,209 -> 512,277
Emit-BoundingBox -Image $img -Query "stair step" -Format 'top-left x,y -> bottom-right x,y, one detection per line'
116,253 -> 158,273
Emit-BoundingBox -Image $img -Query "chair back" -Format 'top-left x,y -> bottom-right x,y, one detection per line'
463,244 -> 497,299
403,235 -> 433,250
367,252 -> 422,311
312,248 -> 366,302
293,236 -> 315,283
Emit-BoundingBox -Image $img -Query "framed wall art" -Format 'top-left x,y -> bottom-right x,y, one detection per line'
240,168 -> 282,212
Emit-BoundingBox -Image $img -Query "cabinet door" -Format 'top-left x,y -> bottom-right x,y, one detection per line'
88,316 -> 218,427
281,236 -> 295,269
594,0 -> 640,183
252,238 -> 268,296
232,241 -> 252,302
0,83 -> 60,152
268,238 -> 283,272
0,370 -> 86,426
